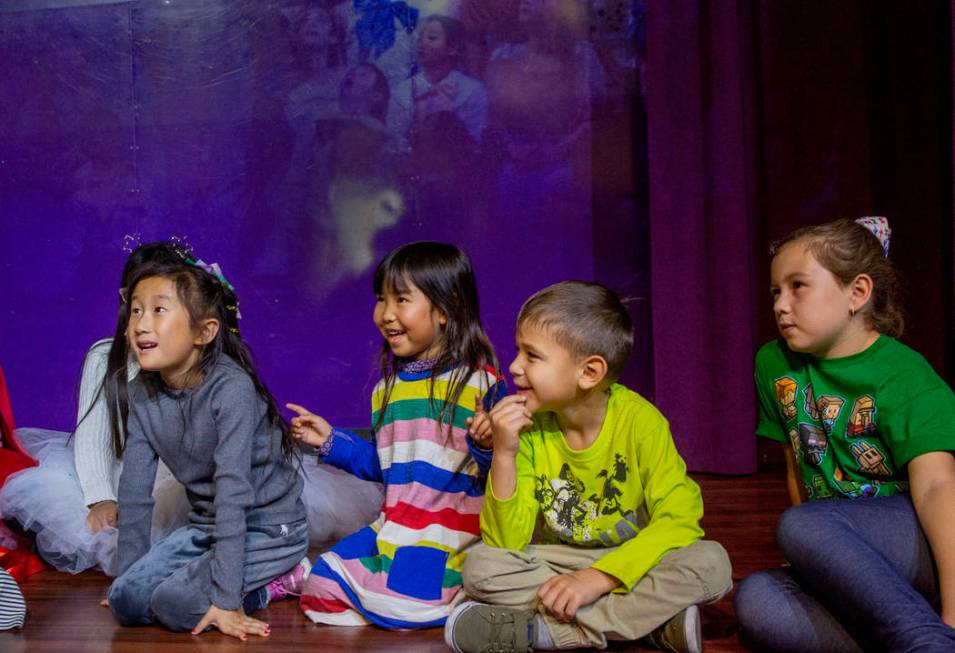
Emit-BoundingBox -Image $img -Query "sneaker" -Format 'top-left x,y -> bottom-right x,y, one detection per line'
444,601 -> 536,653
644,605 -> 702,653
265,556 -> 311,603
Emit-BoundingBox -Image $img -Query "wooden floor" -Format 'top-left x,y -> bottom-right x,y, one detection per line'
3,469 -> 791,652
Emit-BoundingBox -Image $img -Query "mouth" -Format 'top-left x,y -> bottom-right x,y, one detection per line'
135,341 -> 158,355
515,386 -> 533,397
778,323 -> 795,334
382,328 -> 406,345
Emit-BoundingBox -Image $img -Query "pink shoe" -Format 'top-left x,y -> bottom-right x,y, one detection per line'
266,557 -> 311,603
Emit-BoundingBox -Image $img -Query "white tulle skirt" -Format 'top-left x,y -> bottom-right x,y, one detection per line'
0,428 -> 190,576
0,429 -> 385,575
298,452 -> 385,550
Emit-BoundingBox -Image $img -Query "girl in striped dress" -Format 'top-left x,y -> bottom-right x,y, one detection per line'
287,241 -> 504,629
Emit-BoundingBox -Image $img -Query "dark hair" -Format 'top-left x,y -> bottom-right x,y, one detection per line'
77,242 -> 187,457
126,259 -> 296,459
291,6 -> 346,68
517,281 -> 634,382
769,218 -> 904,337
340,63 -> 390,123
372,241 -> 498,433
421,15 -> 467,66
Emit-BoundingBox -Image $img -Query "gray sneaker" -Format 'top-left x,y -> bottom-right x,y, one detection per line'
644,605 -> 702,653
444,601 -> 536,653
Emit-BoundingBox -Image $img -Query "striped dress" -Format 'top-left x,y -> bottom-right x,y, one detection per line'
300,365 -> 502,628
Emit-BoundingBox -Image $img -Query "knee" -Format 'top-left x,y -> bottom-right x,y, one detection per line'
462,543 -> 493,593
692,540 -> 733,601
776,502 -> 839,563
734,571 -> 777,630
108,575 -> 152,627
149,578 -> 197,632
462,543 -> 512,596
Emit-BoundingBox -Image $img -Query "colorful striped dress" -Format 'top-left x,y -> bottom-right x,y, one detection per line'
300,364 -> 502,629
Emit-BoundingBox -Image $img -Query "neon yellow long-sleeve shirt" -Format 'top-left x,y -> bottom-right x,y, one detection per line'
481,384 -> 704,590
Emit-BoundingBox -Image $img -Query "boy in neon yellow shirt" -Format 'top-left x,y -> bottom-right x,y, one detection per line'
444,282 -> 731,653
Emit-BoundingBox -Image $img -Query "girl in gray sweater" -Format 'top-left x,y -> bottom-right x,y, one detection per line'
107,256 -> 307,640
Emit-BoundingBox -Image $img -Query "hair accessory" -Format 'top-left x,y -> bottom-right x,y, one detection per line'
169,235 -> 194,260
854,216 -> 891,256
186,258 -> 242,319
122,233 -> 142,254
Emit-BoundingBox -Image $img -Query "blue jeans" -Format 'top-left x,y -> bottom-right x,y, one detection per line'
735,495 -> 955,652
108,520 -> 308,632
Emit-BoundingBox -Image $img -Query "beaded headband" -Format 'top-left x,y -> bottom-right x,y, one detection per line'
120,234 -> 242,325
854,216 -> 891,257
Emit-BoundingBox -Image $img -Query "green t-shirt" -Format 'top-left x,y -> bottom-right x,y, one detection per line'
482,384 -> 703,590
755,335 -> 955,500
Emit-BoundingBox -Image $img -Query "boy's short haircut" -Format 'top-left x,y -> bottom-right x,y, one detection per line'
517,281 -> 634,381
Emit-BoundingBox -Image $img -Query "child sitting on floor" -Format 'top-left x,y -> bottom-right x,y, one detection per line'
734,217 -> 955,651
288,241 -> 504,629
107,253 -> 307,640
445,281 -> 732,653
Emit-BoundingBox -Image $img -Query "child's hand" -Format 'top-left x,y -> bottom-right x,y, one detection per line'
192,604 -> 270,640
286,403 -> 332,447
489,395 -> 533,458
466,394 -> 493,449
86,500 -> 118,533
537,568 -> 621,621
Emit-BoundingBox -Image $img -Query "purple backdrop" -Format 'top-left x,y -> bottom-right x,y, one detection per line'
0,2 -> 649,432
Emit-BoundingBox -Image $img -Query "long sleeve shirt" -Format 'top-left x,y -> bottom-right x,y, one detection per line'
116,356 -> 304,610
74,339 -> 133,506
481,384 -> 704,591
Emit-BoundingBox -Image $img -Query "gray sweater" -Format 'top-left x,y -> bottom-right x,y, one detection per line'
116,355 -> 304,609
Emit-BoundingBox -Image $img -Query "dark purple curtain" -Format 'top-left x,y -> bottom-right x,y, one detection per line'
645,0 -> 759,474
646,0 -> 953,473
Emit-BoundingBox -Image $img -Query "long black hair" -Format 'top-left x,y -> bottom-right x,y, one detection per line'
126,259 -> 296,459
76,242 -> 187,457
373,241 -> 499,434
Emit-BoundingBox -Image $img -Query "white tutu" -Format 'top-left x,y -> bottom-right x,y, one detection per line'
0,428 -> 189,576
298,454 -> 384,549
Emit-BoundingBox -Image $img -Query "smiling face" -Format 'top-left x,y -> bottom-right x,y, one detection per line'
127,276 -> 204,388
509,321 -> 582,413
416,20 -> 452,67
771,240 -> 859,359
373,279 -> 447,360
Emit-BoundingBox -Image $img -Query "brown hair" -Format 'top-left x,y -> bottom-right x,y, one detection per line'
770,218 -> 904,337
517,281 -> 633,382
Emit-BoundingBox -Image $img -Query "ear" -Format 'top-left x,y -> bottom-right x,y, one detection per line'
436,310 -> 447,326
577,355 -> 609,391
194,318 -> 220,346
848,273 -> 874,314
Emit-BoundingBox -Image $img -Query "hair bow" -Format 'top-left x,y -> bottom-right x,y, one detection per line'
854,216 -> 891,256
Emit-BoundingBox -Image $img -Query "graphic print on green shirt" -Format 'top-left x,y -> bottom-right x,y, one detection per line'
756,336 -> 955,501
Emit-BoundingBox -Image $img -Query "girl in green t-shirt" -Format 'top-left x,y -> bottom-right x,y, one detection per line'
736,217 -> 955,651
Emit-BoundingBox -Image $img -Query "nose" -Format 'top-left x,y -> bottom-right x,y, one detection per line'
133,311 -> 151,334
509,355 -> 523,378
379,300 -> 397,323
773,292 -> 789,317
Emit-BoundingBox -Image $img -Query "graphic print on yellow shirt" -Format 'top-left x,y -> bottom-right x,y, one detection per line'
534,454 -> 643,546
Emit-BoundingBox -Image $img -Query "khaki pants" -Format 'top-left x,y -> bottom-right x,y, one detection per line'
462,540 -> 732,649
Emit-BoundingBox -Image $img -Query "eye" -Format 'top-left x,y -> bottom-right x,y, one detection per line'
153,306 -> 167,314
131,307 -> 142,316
792,281 -> 805,291
770,287 -> 780,298
397,296 -> 410,304
526,351 -> 539,361
375,294 -> 384,303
